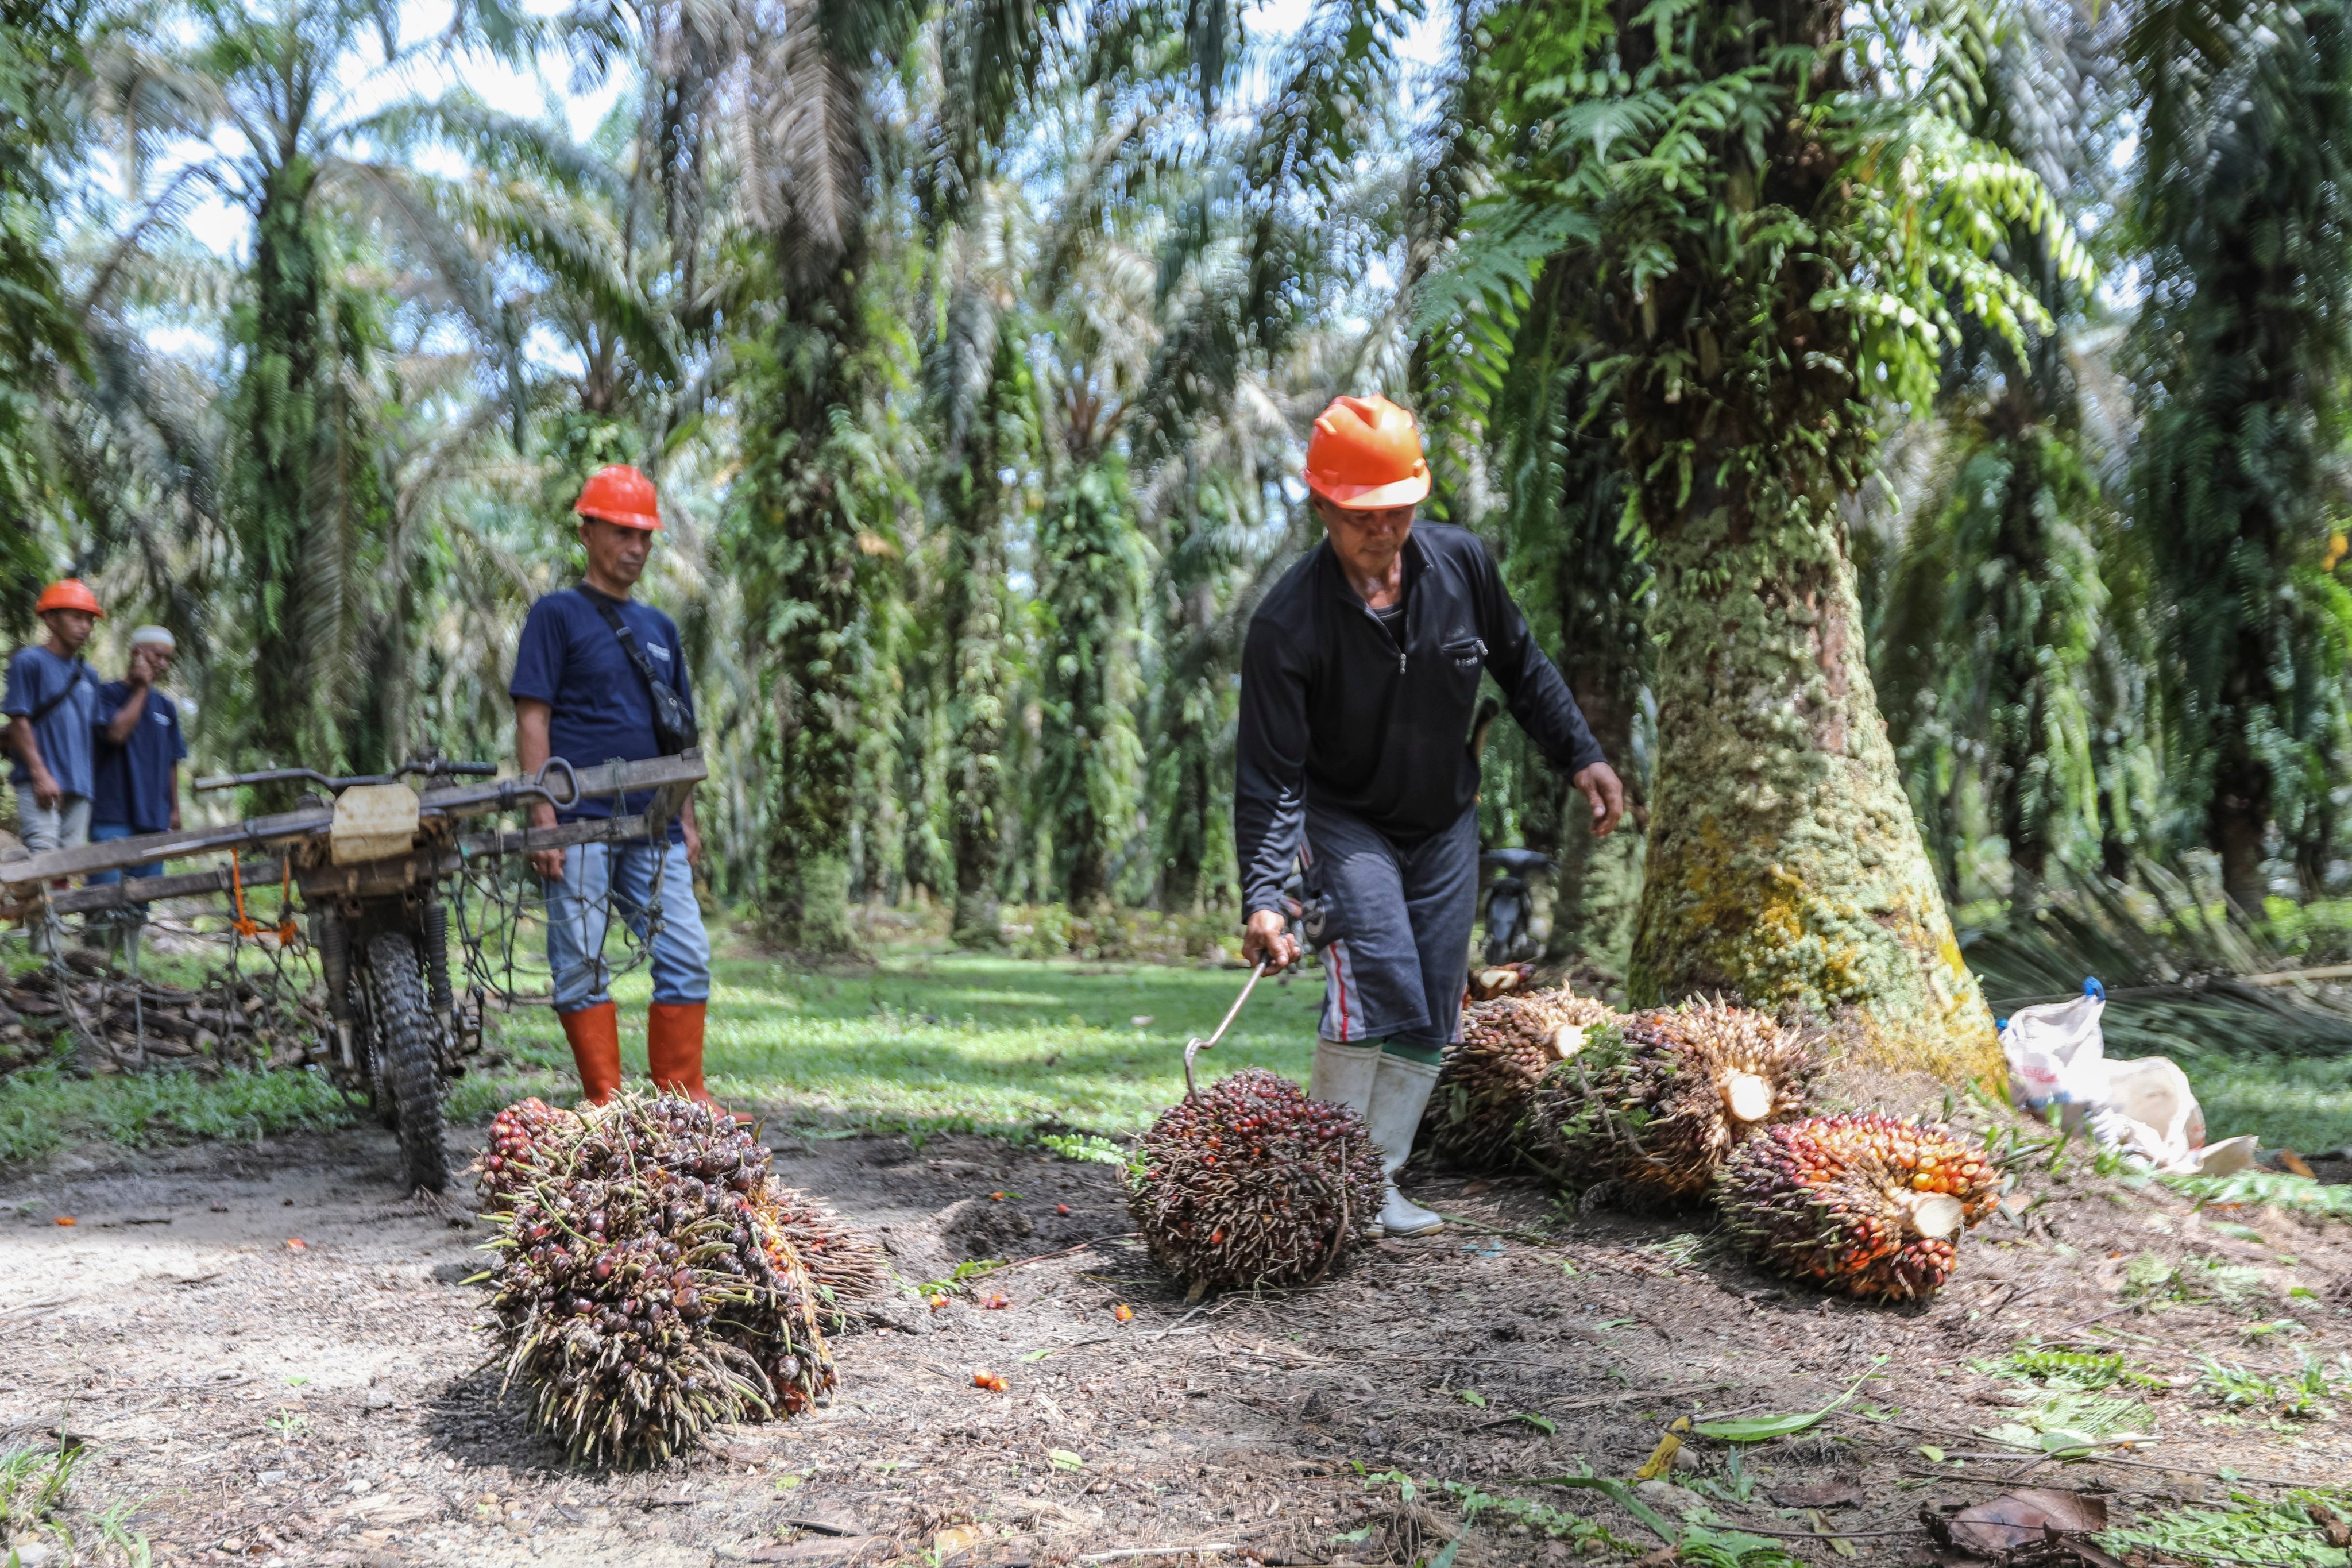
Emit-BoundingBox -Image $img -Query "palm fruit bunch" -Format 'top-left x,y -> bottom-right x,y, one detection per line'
1716,1112 -> 2004,1300
1129,1067 -> 1386,1297
1525,998 -> 1814,1202
477,1092 -> 836,1465
479,1096 -> 575,1207
746,1185 -> 892,1330
1420,988 -> 1617,1171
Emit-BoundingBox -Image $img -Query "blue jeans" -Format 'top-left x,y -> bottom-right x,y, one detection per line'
542,839 -> 709,1013
87,821 -> 165,886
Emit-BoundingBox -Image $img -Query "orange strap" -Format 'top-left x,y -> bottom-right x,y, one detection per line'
230,859 -> 299,947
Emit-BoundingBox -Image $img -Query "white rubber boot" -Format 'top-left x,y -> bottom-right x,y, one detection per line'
1308,1038 -> 1381,1115
1367,1052 -> 1445,1236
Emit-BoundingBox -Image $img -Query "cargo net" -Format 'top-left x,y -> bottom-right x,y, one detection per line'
1,896 -> 331,1080
0,787 -> 670,1082
443,805 -> 670,1009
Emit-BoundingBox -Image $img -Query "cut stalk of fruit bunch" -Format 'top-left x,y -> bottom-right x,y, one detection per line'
1418,988 -> 1618,1172
1129,1067 -> 1386,1297
474,1092 -> 857,1465
1524,998 -> 1815,1201
1716,1111 -> 2003,1301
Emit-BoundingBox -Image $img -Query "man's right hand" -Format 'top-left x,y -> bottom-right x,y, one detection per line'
527,804 -> 565,882
30,770 -> 60,812
1242,908 -> 1301,972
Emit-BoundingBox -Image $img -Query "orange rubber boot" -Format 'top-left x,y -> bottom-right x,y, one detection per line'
648,1001 -> 735,1116
559,1001 -> 623,1106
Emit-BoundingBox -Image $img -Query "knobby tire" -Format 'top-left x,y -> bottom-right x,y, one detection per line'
366,928 -> 449,1193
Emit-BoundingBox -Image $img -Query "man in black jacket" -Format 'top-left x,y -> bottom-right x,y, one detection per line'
1236,395 -> 1625,1235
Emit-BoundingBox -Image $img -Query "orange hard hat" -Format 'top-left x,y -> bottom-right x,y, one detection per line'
573,464 -> 662,531
1303,394 -> 1431,509
34,580 -> 102,618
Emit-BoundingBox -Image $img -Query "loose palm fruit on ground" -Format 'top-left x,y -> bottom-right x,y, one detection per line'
1419,987 -> 1617,1172
1129,1068 -> 1385,1297
1716,1111 -> 2004,1301
479,1091 -> 837,1465
1525,998 -> 1814,1202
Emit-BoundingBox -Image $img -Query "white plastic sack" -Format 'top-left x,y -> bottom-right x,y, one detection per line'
2001,992 -> 2110,1113
2000,990 -> 2223,1173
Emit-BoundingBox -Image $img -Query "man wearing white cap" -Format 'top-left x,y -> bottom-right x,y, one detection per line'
89,627 -> 187,901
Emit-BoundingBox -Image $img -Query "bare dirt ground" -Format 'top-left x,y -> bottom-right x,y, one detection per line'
5,1103 -> 2352,1567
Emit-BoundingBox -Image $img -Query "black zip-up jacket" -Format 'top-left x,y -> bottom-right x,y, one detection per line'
1234,523 -> 1606,917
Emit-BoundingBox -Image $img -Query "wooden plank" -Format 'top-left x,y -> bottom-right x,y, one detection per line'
1,810 -> 330,887
41,857 -> 293,916
1,751 -> 705,890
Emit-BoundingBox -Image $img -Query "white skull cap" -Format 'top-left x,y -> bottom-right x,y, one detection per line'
128,625 -> 176,650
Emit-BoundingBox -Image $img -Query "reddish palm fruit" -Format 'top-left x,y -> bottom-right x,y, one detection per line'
1419,988 -> 1617,1172
1525,998 -> 1816,1202
478,1091 -> 840,1465
743,1185 -> 892,1330
1716,1111 -> 2005,1301
1129,1068 -> 1385,1296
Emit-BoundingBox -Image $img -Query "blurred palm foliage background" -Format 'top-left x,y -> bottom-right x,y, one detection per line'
13,0 -> 2352,1072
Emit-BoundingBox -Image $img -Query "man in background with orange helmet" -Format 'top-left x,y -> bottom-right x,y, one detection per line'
6,580 -> 106,953
511,465 -> 718,1112
1235,396 -> 1626,1237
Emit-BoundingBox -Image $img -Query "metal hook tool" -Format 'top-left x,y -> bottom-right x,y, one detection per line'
1182,959 -> 1270,1097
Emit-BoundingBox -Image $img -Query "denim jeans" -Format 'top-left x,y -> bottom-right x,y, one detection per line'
542,839 -> 710,1014
87,821 -> 165,886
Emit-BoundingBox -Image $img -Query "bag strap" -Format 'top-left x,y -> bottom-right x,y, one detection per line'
579,587 -> 669,700
24,657 -> 90,727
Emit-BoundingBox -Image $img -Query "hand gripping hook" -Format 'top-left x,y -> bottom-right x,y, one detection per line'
1181,960 -> 1269,1098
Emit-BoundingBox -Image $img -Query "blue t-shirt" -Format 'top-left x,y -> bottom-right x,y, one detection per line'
509,586 -> 694,839
2,646 -> 98,797
91,682 -> 187,833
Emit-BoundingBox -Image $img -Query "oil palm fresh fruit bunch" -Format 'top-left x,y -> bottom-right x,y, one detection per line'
480,1092 -> 836,1465
747,1185 -> 892,1328
1525,999 -> 1814,1201
1420,988 -> 1617,1171
1717,1112 -> 2003,1300
478,1096 -> 579,1208
1130,1068 -> 1385,1299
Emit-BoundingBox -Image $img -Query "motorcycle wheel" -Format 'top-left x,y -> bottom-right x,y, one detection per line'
364,928 -> 450,1193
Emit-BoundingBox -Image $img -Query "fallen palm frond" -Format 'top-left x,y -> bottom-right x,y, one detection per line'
1965,862 -> 2352,1062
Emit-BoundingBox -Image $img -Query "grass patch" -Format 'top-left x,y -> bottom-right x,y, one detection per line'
1,937 -> 1324,1165
2100,1490 -> 2352,1566
0,1064 -> 358,1164
2162,1167 -> 2352,1220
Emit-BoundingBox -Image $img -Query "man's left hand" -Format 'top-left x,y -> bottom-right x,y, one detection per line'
1573,761 -> 1627,837
683,816 -> 703,867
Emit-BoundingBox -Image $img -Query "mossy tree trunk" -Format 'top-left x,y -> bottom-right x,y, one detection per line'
1631,474 -> 1999,1082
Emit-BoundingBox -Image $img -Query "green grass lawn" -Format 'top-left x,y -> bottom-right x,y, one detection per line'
6,916 -> 2350,1166
0,934 -> 1333,1163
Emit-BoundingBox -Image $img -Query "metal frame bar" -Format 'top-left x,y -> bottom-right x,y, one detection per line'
2,751 -> 705,899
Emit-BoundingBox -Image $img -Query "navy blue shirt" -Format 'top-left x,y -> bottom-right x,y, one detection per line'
509,586 -> 694,839
2,646 -> 98,796
91,682 -> 187,833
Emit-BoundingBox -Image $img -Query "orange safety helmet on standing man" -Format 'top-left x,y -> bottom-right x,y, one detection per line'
34,580 -> 103,618
572,464 -> 663,531
1303,394 -> 1431,509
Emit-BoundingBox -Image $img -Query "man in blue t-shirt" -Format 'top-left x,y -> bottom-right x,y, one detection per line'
90,625 -> 189,879
511,464 -> 714,1113
5,580 -> 105,953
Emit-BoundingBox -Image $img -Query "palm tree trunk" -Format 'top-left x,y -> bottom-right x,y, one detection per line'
1631,461 -> 2000,1083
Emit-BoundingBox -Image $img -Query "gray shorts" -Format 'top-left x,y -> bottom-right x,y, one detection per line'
16,789 -> 91,855
1307,801 -> 1478,1044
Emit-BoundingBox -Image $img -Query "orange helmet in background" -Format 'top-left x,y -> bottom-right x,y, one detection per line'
573,465 -> 663,531
1303,395 -> 1431,509
34,580 -> 102,618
